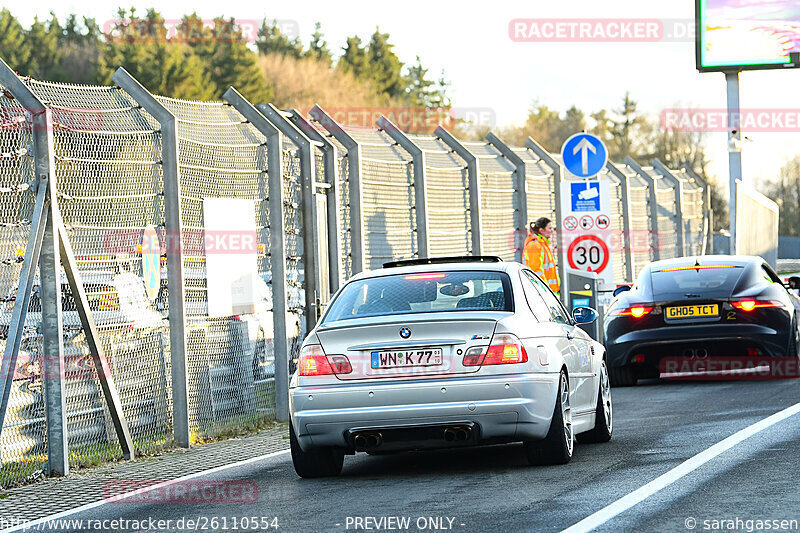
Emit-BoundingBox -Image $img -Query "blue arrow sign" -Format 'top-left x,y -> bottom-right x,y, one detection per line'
561,133 -> 608,178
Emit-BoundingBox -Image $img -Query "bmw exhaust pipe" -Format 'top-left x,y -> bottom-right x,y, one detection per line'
444,426 -> 472,442
354,434 -> 367,449
354,432 -> 383,450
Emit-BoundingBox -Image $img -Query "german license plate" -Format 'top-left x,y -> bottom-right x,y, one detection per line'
371,348 -> 443,369
666,304 -> 718,319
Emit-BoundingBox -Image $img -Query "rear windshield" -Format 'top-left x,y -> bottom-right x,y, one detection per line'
651,266 -> 744,293
322,270 -> 512,323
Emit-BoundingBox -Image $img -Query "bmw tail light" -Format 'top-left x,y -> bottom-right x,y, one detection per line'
298,346 -> 353,376
463,333 -> 528,366
731,300 -> 783,311
610,305 -> 654,318
327,355 -> 352,374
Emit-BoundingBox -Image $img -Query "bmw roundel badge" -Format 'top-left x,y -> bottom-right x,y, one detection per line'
399,327 -> 411,339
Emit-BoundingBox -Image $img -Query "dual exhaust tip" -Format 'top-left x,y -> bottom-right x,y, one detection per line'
683,348 -> 708,358
354,432 -> 383,449
443,426 -> 472,442
353,425 -> 474,449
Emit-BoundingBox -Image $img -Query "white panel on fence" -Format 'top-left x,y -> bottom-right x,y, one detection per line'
204,198 -> 258,317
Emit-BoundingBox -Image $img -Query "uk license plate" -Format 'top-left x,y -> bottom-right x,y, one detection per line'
666,304 -> 718,319
371,348 -> 443,369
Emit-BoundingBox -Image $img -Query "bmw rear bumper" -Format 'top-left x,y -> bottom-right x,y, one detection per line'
289,373 -> 559,451
605,323 -> 788,369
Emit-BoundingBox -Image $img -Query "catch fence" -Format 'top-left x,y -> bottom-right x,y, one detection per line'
0,57 -> 711,487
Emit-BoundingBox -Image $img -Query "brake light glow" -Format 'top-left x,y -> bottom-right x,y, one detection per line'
656,265 -> 737,272
404,273 -> 446,280
612,305 -> 654,318
463,333 -> 528,366
730,300 -> 782,311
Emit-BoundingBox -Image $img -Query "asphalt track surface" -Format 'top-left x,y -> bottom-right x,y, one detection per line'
27,377 -> 800,533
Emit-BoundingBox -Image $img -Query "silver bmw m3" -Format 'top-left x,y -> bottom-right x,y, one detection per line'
288,256 -> 612,477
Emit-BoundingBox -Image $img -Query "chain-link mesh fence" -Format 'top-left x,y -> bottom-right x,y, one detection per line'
351,130 -> 416,270
603,172 -> 628,282
515,148 -> 557,238
411,135 -> 470,257
0,67 -> 710,487
153,95 -> 288,437
623,165 -> 654,275
649,167 -> 680,260
0,85 -> 45,487
676,169 -> 705,257
463,142 -> 517,261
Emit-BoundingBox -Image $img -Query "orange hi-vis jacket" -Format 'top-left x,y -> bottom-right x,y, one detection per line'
523,233 -> 560,294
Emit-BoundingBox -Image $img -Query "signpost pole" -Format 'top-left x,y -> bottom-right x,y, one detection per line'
725,71 -> 742,255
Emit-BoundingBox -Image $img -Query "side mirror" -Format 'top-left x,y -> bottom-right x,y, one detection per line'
612,285 -> 631,297
572,306 -> 598,324
788,277 -> 800,290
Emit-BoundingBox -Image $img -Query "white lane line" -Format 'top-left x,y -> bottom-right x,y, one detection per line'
562,401 -> 800,533
1,449 -> 290,533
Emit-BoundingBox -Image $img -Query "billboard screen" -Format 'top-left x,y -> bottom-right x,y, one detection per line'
697,0 -> 800,72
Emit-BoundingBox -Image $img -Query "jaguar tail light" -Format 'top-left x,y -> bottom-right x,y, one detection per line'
730,300 -> 783,312
298,345 -> 352,376
463,333 -> 528,366
610,305 -> 654,318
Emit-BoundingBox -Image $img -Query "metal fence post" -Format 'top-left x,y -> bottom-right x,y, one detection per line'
435,127 -> 482,255
288,110 -> 342,293
0,61 -> 63,475
377,116 -> 429,258
310,106 -> 365,275
112,67 -> 190,448
36,108 -> 69,477
486,133 -> 527,263
606,162 -> 635,281
258,104 -> 321,331
652,159 -> 685,257
683,165 -> 712,255
625,157 -> 660,261
525,138 -> 565,295
222,89 -> 290,422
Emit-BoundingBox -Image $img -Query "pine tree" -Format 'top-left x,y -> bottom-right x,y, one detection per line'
306,22 -> 331,66
256,19 -> 303,58
366,28 -> 404,98
339,36 -> 369,78
0,9 -> 31,73
187,16 -> 270,103
99,9 -> 216,100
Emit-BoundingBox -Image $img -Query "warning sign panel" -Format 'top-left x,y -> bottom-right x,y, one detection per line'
560,179 -> 615,285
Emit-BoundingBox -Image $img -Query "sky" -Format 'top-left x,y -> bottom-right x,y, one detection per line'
13,0 -> 800,195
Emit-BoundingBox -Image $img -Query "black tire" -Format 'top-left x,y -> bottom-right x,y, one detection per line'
609,364 -> 637,387
789,317 -> 799,358
524,370 -> 573,466
577,361 -> 613,444
290,422 -> 344,478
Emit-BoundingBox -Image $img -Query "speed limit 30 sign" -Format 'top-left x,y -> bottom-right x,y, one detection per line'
567,235 -> 610,273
